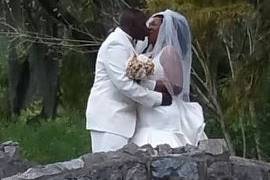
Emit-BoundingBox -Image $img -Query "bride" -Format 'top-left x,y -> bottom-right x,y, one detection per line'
131,10 -> 207,148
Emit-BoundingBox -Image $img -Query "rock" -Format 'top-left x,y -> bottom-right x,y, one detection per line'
4,158 -> 85,180
2,141 -> 19,158
172,146 -> 187,154
151,155 -> 203,180
79,147 -> 150,180
138,144 -> 157,157
230,156 -> 270,180
198,138 -> 229,155
0,141 -> 33,179
207,161 -> 233,179
3,139 -> 270,180
155,144 -> 172,156
125,164 -> 148,180
4,157 -> 87,180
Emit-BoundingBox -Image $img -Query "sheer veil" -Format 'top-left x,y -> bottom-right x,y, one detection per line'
132,10 -> 207,146
148,10 -> 192,101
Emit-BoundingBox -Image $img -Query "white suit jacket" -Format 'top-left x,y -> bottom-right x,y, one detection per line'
86,27 -> 162,138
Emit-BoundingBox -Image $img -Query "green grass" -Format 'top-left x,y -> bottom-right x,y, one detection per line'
0,112 -> 90,164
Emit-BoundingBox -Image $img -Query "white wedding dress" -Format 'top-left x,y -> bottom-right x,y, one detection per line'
131,54 -> 207,148
131,9 -> 207,148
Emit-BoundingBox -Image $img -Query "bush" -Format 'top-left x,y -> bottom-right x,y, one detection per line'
0,112 -> 90,164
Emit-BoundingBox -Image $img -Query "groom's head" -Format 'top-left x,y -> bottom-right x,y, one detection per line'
119,8 -> 148,40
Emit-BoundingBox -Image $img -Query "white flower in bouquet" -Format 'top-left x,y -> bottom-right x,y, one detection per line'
126,54 -> 155,80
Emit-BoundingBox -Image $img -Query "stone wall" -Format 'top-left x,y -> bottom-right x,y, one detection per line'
1,139 -> 270,180
0,141 -> 32,178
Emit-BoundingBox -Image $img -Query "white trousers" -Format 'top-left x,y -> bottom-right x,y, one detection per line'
90,130 -> 129,153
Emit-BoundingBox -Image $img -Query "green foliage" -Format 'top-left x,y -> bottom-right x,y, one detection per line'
19,99 -> 43,123
0,95 -> 90,164
258,104 -> 270,161
0,0 -> 269,163
0,112 -> 90,164
0,35 -> 9,118
59,51 -> 94,112
147,0 -> 270,159
204,117 -> 223,138
146,0 -> 247,12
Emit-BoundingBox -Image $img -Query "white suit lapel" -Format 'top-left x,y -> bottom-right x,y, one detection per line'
114,27 -> 137,55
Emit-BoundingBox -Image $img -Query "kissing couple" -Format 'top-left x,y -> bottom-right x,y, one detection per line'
86,8 -> 207,153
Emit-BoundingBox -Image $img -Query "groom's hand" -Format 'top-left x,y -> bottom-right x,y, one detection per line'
154,80 -> 169,93
161,92 -> 172,106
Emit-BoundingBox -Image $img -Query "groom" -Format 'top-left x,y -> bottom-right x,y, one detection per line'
86,8 -> 172,153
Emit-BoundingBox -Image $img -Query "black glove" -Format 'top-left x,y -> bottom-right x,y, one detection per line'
161,92 -> 172,106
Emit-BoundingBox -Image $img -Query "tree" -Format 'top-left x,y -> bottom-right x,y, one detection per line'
147,0 -> 270,158
0,0 -> 145,118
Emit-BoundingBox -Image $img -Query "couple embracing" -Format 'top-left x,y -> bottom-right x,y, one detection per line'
86,8 -> 207,153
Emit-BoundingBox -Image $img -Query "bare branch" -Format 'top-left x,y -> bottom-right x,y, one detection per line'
119,0 -> 131,8
247,26 -> 254,55
191,67 -> 207,89
223,39 -> 235,80
192,44 -> 207,78
192,82 -> 218,116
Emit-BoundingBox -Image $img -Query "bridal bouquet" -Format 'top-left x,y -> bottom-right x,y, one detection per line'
126,54 -> 155,80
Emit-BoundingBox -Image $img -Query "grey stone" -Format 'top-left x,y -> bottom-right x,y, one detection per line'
120,143 -> 140,155
4,144 -> 18,157
198,139 -> 229,155
0,141 -> 32,179
230,156 -> 270,180
207,161 -> 233,180
151,155 -> 203,180
3,158 -> 84,180
3,139 -> 270,180
172,146 -> 187,154
125,164 -> 148,180
138,144 -> 157,157
155,144 -> 173,156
